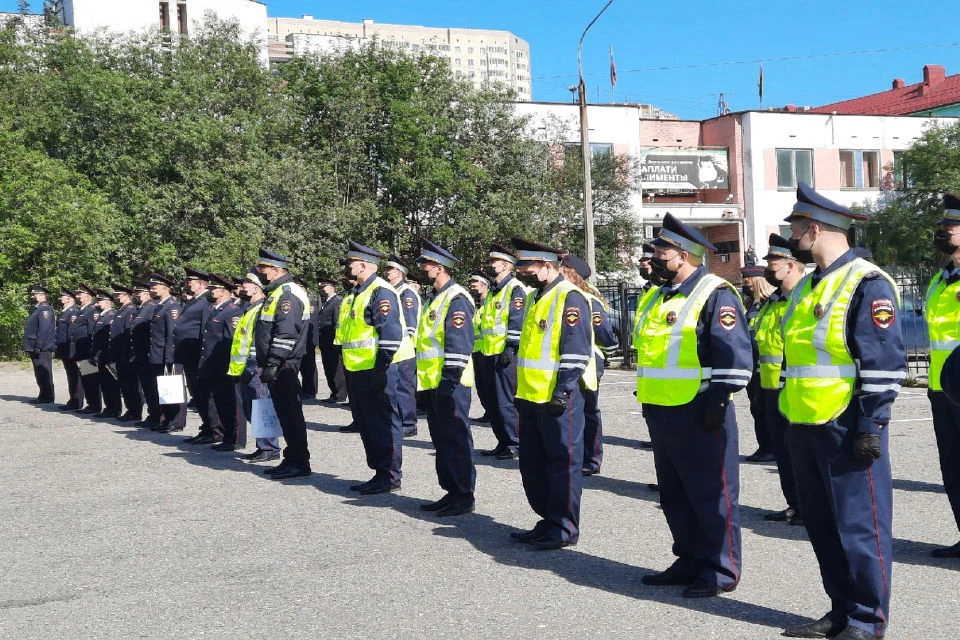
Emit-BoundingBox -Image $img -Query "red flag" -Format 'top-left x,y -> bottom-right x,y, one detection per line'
609,45 -> 617,88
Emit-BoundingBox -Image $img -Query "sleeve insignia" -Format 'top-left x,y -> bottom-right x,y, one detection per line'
592,312 -> 603,326
170,309 -> 180,320
378,299 -> 392,315
451,310 -> 466,329
310,305 -> 316,314
718,305 -> 738,330
280,300 -> 292,314
231,316 -> 240,329
42,310 -> 51,319
71,316 -> 77,323
403,297 -> 414,309
93,313 -> 100,321
871,298 -> 895,329
564,307 -> 581,326
429,310 -> 437,322
512,297 -> 525,310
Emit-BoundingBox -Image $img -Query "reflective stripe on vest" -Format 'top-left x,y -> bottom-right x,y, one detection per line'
779,258 -> 899,424
634,274 -> 727,406
415,283 -> 475,390
341,278 -> 391,372
334,293 -> 354,346
926,271 -> 960,391
754,298 -> 788,390
228,303 -> 262,376
477,279 -> 528,356
393,281 -> 419,363
260,282 -> 310,324
516,280 -> 593,402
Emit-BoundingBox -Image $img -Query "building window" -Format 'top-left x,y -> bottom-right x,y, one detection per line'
892,151 -> 913,190
468,47 -> 474,54
468,59 -> 474,66
176,2 -> 186,35
159,2 -> 170,31
454,58 -> 461,65
839,150 -> 880,189
776,149 -> 813,189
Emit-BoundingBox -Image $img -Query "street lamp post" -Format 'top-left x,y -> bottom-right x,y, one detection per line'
577,0 -> 615,282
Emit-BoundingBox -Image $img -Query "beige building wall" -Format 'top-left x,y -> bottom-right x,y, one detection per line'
267,17 -> 532,100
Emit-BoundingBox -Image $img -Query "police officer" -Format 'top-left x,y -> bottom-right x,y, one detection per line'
317,277 -> 347,404
144,273 -> 185,432
174,268 -> 213,427
131,280 -> 158,426
299,277 -> 320,400
335,267 -> 361,433
751,235 -> 806,525
635,213 -> 751,598
197,273 -> 245,451
56,288 -> 84,411
71,283 -> 102,414
90,289 -> 121,418
559,255 -> 618,476
383,255 -> 421,438
924,193 -> 960,558
23,284 -> 56,404
509,237 -> 593,550
415,240 -> 477,516
230,269 -> 282,463
468,271 -> 494,424
476,243 -> 529,459
339,241 -> 406,494
110,284 -> 142,422
255,249 -> 312,480
779,183 -> 905,640
741,265 -> 776,463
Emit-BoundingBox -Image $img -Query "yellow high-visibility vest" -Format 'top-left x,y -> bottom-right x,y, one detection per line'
753,298 -> 788,390
415,283 -> 475,390
926,270 -> 960,392
477,278 -> 529,356
228,300 -> 263,376
779,258 -> 899,424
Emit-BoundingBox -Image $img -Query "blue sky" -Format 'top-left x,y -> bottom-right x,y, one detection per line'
6,0 -> 960,120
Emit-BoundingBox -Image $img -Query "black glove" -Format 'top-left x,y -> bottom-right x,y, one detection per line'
852,432 -> 882,463
239,369 -> 255,384
640,403 -> 648,419
703,391 -> 729,431
89,357 -> 98,367
436,379 -> 456,397
261,364 -> 279,384
547,394 -> 568,417
371,368 -> 388,393
497,349 -> 516,369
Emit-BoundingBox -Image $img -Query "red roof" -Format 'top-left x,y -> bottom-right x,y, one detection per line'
809,65 -> 960,115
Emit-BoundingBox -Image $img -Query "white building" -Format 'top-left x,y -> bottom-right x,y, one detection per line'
49,0 -> 268,64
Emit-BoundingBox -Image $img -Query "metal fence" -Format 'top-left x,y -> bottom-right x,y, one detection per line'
598,265 -> 934,376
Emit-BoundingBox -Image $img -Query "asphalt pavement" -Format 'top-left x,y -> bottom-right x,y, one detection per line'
0,363 -> 956,639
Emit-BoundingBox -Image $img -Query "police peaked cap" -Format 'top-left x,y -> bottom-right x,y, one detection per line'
131,279 -> 150,292
418,239 -> 459,269
785,182 -> 869,230
939,193 -> 960,225
230,276 -> 244,286
762,233 -> 797,261
653,213 -> 717,257
740,266 -> 765,278
207,273 -> 234,289
111,284 -> 133,296
384,254 -> 412,275
93,288 -> 113,300
511,237 -> 562,263
469,270 -> 491,286
345,241 -> 386,265
561,254 -> 592,279
59,287 -> 77,298
28,284 -> 49,295
147,273 -> 175,288
184,267 -> 210,281
258,248 -> 291,269
77,283 -> 97,296
488,243 -> 518,264
243,268 -> 264,289
317,276 -> 338,287
640,243 -> 656,259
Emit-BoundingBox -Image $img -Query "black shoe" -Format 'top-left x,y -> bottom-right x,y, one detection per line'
641,562 -> 697,586
647,483 -> 660,492
436,499 -> 475,517
782,615 -> 846,638
211,443 -> 237,451
745,449 -> 776,463
135,420 -> 160,429
245,451 -> 280,463
530,537 -> 576,551
681,577 -> 735,598
241,448 -> 264,460
480,446 -> 507,457
495,447 -> 519,460
931,540 -> 960,558
269,466 -> 311,480
152,422 -> 171,432
118,413 -> 141,422
420,494 -> 453,512
638,440 -> 654,449
510,521 -> 549,543
77,407 -> 100,415
765,507 -> 797,522
264,462 -> 291,475
402,427 -> 418,437
60,404 -> 80,411
94,411 -> 120,419
187,434 -> 217,445
830,627 -> 877,640
788,512 -> 805,526
582,467 -> 600,476
359,479 -> 400,495
303,394 -> 316,401
339,423 -> 360,433
29,398 -> 44,405
350,477 -> 378,491
472,413 -> 491,424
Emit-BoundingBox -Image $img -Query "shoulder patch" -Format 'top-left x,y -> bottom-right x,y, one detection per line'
93,313 -> 100,321
379,299 -> 392,316
592,312 -> 603,326
451,310 -> 466,329
564,307 -> 581,326
512,296 -> 525,310
280,300 -> 292,314
231,316 -> 240,329
170,309 -> 179,320
310,305 -> 316,314
404,296 -> 414,308
71,315 -> 77,323
718,305 -> 738,330
42,310 -> 51,319
871,298 -> 895,329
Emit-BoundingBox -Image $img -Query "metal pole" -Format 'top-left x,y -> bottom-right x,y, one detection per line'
578,0 -> 615,283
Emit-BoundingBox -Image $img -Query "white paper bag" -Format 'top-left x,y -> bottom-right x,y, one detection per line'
157,374 -> 186,405
77,359 -> 98,376
251,398 -> 283,439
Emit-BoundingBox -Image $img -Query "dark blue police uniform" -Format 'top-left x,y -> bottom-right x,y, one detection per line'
393,270 -> 420,437
174,290 -> 215,433
300,295 -> 321,398
198,293 -> 244,447
110,294 -> 142,421
91,297 -> 121,417
56,295 -> 84,410
23,287 -> 56,403
144,285 -> 185,429
71,290 -> 102,413
317,285 -> 346,402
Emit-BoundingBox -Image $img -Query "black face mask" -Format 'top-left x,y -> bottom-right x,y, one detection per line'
340,279 -> 352,290
515,271 -> 543,289
150,291 -> 161,300
238,291 -> 251,301
470,292 -> 482,305
741,286 -> 753,301
763,267 -> 783,289
934,230 -> 956,255
648,257 -> 679,284
479,265 -> 498,280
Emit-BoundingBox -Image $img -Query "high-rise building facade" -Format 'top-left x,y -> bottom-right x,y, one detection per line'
267,17 -> 532,100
